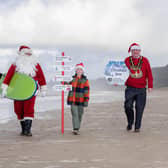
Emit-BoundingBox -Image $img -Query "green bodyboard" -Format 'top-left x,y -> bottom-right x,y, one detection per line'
0,73 -> 37,100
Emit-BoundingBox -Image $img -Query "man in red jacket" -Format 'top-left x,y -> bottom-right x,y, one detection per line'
1,45 -> 47,136
124,43 -> 153,132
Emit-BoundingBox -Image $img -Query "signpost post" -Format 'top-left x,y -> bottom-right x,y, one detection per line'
61,52 -> 65,133
53,51 -> 73,133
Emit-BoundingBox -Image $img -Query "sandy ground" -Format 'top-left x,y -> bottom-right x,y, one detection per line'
0,88 -> 168,168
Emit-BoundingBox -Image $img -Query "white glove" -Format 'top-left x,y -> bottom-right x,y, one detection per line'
41,91 -> 46,97
40,85 -> 47,97
1,84 -> 8,97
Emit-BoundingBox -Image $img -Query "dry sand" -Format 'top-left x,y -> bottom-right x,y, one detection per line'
0,88 -> 168,168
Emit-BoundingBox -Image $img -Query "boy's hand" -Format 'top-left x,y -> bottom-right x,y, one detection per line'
148,88 -> 153,92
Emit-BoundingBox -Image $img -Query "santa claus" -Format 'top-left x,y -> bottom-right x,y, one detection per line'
1,45 -> 47,136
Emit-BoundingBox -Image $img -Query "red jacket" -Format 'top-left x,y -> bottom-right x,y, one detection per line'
3,63 -> 46,88
125,56 -> 153,88
67,75 -> 90,107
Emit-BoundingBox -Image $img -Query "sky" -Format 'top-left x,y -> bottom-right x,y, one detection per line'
0,0 -> 167,79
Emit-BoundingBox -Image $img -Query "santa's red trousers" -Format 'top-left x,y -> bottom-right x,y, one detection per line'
14,96 -> 36,120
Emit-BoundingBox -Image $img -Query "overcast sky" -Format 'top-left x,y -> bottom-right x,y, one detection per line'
0,0 -> 167,78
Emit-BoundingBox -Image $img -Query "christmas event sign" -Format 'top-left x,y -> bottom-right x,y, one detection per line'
104,60 -> 129,85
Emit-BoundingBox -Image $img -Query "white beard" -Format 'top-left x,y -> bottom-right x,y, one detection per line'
15,55 -> 38,77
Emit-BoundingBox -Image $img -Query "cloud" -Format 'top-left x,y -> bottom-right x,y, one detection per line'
0,0 -> 168,68
0,0 -> 149,48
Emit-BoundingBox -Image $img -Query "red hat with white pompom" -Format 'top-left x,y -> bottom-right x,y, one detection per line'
17,45 -> 33,56
128,43 -> 141,53
75,63 -> 84,71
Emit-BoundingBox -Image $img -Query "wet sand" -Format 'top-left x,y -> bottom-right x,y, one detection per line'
0,88 -> 168,168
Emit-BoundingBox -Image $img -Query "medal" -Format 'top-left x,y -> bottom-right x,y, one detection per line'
129,56 -> 143,79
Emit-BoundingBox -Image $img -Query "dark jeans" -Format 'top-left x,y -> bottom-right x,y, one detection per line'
124,86 -> 146,129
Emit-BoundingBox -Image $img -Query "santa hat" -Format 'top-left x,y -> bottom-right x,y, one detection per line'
128,43 -> 141,53
17,45 -> 33,56
75,63 -> 84,71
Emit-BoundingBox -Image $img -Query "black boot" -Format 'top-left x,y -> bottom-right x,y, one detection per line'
24,120 -> 32,136
20,121 -> 25,136
126,124 -> 132,131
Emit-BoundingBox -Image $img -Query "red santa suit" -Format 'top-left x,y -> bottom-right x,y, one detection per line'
2,46 -> 47,121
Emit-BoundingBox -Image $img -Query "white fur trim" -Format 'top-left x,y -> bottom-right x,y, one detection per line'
75,66 -> 84,71
1,83 -> 8,90
40,85 -> 47,91
19,119 -> 25,121
24,117 -> 33,120
131,45 -> 141,51
18,48 -> 32,56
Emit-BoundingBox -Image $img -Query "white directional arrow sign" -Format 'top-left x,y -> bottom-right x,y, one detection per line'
52,84 -> 72,91
54,65 -> 73,72
64,65 -> 74,71
55,56 -> 72,62
54,71 -> 72,76
54,76 -> 72,82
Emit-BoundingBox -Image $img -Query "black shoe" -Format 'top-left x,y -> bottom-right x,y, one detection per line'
134,129 -> 140,133
24,120 -> 32,136
126,125 -> 132,131
20,121 -> 25,136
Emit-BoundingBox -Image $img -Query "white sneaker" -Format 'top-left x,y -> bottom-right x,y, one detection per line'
73,130 -> 80,135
